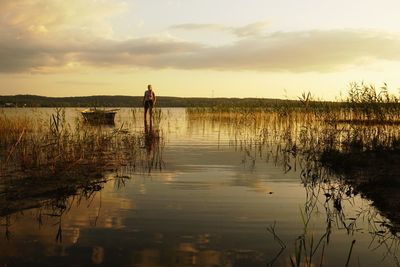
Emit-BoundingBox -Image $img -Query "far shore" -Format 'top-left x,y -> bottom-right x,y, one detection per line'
0,94 -> 336,108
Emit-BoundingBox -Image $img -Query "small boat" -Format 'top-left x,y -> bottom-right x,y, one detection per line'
81,108 -> 119,124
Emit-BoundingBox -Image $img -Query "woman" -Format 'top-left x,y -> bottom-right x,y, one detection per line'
143,84 -> 156,125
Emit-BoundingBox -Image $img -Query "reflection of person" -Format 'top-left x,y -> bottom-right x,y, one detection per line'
143,84 -> 156,126
144,123 -> 156,154
144,123 -> 160,173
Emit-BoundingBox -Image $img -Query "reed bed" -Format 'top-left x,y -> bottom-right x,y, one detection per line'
186,83 -> 400,266
187,82 -> 400,156
0,108 -> 163,181
186,97 -> 400,193
0,109 -> 164,239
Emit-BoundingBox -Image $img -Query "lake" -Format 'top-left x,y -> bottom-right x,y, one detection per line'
0,107 -> 398,267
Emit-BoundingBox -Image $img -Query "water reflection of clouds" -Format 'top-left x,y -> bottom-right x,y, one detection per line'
76,231 -> 261,267
228,172 -> 273,194
159,172 -> 178,184
123,246 -> 237,267
0,179 -> 137,249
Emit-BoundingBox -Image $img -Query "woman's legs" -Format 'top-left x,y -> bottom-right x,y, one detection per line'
149,105 -> 153,125
144,105 -> 148,124
144,101 -> 153,125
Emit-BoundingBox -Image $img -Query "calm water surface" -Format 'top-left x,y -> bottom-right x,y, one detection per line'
0,108 -> 398,266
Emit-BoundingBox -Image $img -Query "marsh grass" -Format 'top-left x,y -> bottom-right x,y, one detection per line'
0,108 -> 164,239
187,83 -> 400,155
346,82 -> 400,122
0,107 -> 163,243
0,108 -> 163,181
186,87 -> 400,201
186,82 -> 400,265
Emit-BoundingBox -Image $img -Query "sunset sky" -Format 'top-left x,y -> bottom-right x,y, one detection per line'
1,0 -> 400,99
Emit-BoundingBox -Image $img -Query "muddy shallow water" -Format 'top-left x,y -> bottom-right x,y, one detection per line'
0,108 -> 399,266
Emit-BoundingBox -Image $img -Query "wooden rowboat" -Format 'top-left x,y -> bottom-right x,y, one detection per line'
81,108 -> 119,124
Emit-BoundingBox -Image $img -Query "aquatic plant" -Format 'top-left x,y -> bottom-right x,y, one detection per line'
0,108 -> 163,180
185,84 -> 400,265
347,82 -> 400,122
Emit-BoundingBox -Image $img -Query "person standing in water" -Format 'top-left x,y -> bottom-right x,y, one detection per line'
143,84 -> 156,126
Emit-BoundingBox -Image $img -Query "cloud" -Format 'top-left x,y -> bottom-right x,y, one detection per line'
0,38 -> 69,72
75,37 -> 204,68
0,0 -> 127,40
0,1 -> 400,75
73,30 -> 400,73
0,35 -> 203,72
0,0 -> 204,73
154,30 -> 400,72
232,22 -> 270,37
169,21 -> 269,37
170,23 -> 227,32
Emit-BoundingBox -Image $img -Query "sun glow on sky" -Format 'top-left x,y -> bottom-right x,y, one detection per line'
1,0 -> 400,99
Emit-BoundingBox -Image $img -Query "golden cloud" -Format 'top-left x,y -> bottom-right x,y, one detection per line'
1,2 -> 400,74
0,0 -> 127,40
158,30 -> 400,72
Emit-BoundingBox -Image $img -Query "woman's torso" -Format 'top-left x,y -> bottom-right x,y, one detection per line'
144,90 -> 154,101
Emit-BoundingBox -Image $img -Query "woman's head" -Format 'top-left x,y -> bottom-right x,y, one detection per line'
147,84 -> 152,90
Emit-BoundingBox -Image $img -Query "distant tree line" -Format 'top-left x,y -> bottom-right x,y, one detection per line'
0,94 -> 292,108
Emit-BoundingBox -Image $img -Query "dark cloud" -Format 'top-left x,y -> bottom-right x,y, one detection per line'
75,37 -> 204,68
0,39 -> 69,72
0,37 -> 203,72
147,30 -> 400,72
1,29 -> 400,73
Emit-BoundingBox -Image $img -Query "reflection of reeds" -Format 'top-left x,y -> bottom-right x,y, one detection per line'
0,171 -> 121,242
186,83 -> 400,265
265,161 -> 399,266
